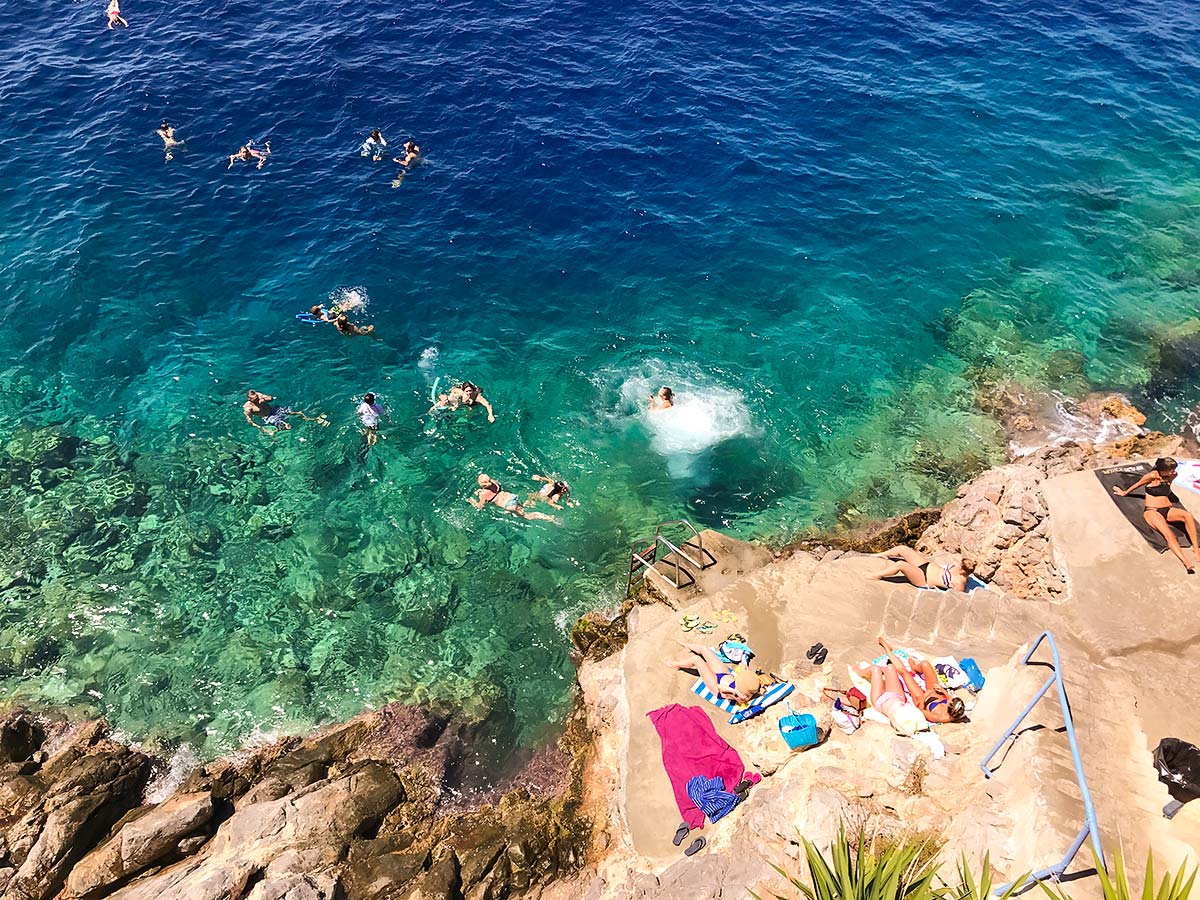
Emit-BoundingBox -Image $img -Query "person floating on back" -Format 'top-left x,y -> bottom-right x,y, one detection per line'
243,389 -> 328,432
393,139 -> 421,167
357,392 -> 385,447
106,0 -> 127,28
1113,456 -> 1200,573
156,122 -> 183,161
228,141 -> 271,170
361,129 -> 387,160
469,473 -> 555,521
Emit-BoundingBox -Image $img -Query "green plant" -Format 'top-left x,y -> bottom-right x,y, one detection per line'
944,854 -> 1021,900
1039,848 -> 1196,900
751,826 -> 942,900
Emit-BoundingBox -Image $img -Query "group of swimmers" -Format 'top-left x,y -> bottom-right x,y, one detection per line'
240,375 -> 605,522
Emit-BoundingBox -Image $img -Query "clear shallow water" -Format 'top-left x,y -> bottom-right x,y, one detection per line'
2,0 -> 1200,758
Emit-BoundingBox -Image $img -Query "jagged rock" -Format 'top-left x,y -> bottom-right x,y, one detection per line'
0,720 -> 154,900
570,611 -> 629,662
0,710 -> 44,764
1099,396 -> 1146,427
64,791 -> 213,899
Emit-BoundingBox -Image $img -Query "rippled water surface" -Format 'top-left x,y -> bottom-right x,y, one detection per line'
2,0 -> 1200,757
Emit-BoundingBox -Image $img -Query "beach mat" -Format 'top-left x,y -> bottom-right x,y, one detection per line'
691,677 -> 794,725
1094,463 -> 1192,552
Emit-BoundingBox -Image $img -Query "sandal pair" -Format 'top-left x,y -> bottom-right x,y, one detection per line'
807,642 -> 828,665
672,822 -> 706,856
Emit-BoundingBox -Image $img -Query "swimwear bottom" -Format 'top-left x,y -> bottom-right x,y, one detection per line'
503,496 -> 520,511
264,407 -> 294,427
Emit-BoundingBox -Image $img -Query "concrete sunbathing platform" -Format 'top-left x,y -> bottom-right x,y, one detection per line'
614,463 -> 1200,889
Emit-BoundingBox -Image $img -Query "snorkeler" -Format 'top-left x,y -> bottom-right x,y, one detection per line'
469,474 -> 556,521
361,129 -> 387,159
531,474 -> 577,510
357,392 -> 385,447
106,0 -> 127,27
334,314 -> 374,336
393,139 -> 421,167
156,122 -> 183,161
243,390 -> 328,432
228,141 -> 271,170
649,386 -> 675,411
431,381 -> 494,422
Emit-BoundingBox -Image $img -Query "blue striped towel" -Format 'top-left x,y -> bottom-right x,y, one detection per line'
691,678 -> 795,725
686,775 -> 740,823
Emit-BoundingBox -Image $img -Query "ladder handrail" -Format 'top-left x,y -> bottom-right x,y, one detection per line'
979,631 -> 1106,893
626,519 -> 715,597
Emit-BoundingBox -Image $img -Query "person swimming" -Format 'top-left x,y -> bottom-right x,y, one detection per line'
228,141 -> 271,170
431,381 -> 495,423
469,473 -> 555,521
531,474 -> 577,510
361,129 -> 387,160
334,314 -> 374,336
649,386 -> 675,411
242,389 -> 328,432
393,139 -> 421,167
156,122 -> 183,160
357,392 -> 384,447
106,0 -> 127,28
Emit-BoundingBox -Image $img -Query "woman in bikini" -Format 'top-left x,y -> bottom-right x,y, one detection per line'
871,636 -> 965,724
531,474 -> 577,510
1113,457 -> 1200,573
668,642 -> 760,704
469,474 -> 555,521
869,545 -> 975,592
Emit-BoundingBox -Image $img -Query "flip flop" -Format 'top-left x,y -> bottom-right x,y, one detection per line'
672,822 -> 690,846
695,622 -> 716,634
806,642 -> 824,660
813,647 -> 828,666
680,615 -> 699,632
684,837 -> 707,857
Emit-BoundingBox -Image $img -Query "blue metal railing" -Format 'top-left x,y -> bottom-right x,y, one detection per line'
979,631 -> 1106,894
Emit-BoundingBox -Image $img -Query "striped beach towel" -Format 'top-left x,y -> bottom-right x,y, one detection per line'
691,677 -> 795,725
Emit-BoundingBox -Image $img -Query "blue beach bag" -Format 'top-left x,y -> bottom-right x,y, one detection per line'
959,658 -> 985,692
778,703 -> 819,750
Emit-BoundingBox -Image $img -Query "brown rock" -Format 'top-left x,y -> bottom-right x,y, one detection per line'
64,791 -> 213,899
1099,396 -> 1147,427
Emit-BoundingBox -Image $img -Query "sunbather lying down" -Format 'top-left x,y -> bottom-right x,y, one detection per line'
853,636 -> 965,732
869,545 -> 975,592
669,642 -> 761,704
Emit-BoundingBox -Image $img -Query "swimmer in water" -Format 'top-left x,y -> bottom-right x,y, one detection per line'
357,392 -> 385,447
469,474 -> 556,521
649,386 -> 675,411
308,304 -> 335,323
156,122 -> 183,161
228,141 -> 271,170
106,0 -> 127,27
393,139 -> 421,167
243,390 -> 328,432
334,314 -> 374,336
531,474 -> 578,510
431,381 -> 495,422
361,129 -> 387,160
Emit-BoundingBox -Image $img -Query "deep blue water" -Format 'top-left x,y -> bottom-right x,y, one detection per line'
2,0 -> 1200,758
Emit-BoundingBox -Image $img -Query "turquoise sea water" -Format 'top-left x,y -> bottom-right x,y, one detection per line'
2,0 -> 1200,760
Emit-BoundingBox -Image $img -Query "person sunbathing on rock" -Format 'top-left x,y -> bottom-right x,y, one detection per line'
1112,457 -> 1200,574
872,636 -> 965,724
667,641 -> 760,704
869,545 -> 975,592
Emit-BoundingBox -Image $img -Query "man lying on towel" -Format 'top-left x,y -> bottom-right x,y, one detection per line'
669,641 -> 761,703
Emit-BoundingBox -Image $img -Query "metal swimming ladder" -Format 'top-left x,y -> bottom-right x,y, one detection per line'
979,631 -> 1106,894
626,519 -> 717,597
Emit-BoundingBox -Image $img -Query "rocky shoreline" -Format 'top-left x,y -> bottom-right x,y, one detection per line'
1,391 -> 1193,900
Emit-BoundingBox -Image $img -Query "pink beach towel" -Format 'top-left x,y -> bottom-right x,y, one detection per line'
647,703 -> 761,828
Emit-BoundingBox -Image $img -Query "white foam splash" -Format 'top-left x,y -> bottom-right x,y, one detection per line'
617,362 -> 753,468
144,743 -> 200,803
418,346 -> 439,370
329,285 -> 368,312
